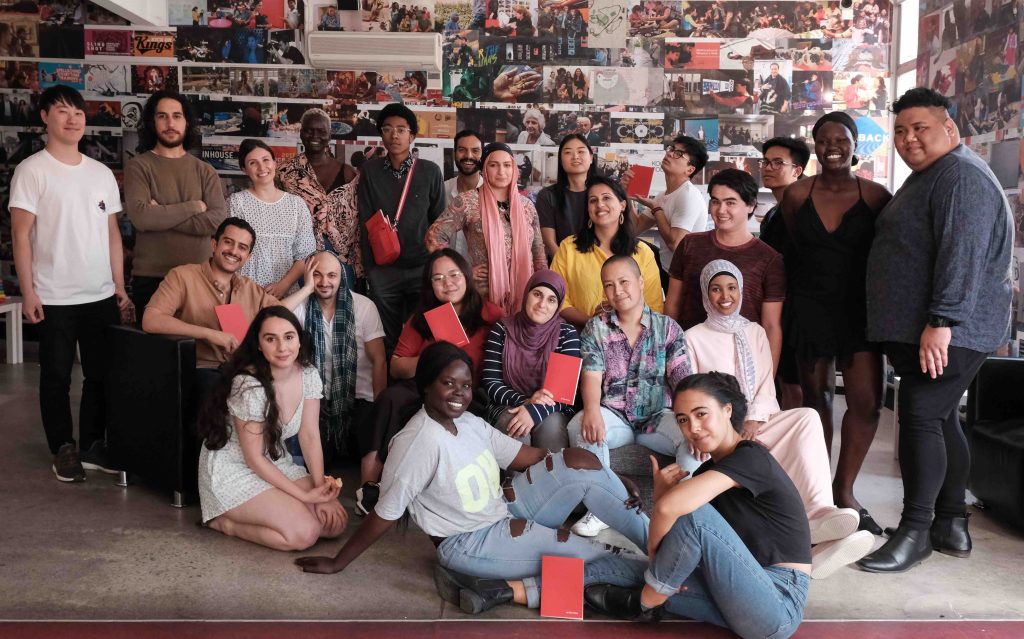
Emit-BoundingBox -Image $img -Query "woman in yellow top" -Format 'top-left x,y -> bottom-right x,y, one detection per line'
551,176 -> 664,328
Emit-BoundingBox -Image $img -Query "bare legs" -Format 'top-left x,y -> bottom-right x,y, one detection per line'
207,476 -> 347,551
360,451 -> 384,485
799,351 -> 883,512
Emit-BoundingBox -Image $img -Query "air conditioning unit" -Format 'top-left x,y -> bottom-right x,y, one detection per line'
307,32 -> 442,73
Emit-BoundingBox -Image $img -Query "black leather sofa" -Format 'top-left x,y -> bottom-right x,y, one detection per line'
967,356 -> 1024,531
105,325 -> 200,507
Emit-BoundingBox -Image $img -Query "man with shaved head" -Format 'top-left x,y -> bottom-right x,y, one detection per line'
566,255 -> 699,537
859,88 -> 1013,574
285,251 -> 387,477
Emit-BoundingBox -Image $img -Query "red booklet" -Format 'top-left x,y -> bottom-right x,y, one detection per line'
626,165 -> 654,199
540,556 -> 584,619
215,303 -> 249,343
424,302 -> 470,347
543,352 -> 582,405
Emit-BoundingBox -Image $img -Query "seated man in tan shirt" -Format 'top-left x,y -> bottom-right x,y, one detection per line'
142,217 -> 278,390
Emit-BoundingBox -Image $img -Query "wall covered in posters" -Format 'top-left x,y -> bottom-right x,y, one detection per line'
916,0 -> 1024,353
0,0 -> 896,295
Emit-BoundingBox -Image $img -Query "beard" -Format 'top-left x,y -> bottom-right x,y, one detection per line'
456,158 -> 480,176
157,129 -> 184,148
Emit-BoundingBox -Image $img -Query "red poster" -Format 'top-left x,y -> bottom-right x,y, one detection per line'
85,29 -> 132,56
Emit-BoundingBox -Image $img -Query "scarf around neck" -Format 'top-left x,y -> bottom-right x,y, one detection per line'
305,255 -> 358,449
700,259 -> 757,402
502,269 -> 566,395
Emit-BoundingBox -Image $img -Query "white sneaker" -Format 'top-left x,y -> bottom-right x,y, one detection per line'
570,512 -> 609,537
809,508 -> 860,545
811,530 -> 875,579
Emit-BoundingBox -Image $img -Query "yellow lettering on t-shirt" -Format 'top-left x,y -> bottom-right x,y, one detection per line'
454,450 -> 501,513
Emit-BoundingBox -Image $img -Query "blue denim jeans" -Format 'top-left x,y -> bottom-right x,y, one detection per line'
436,451 -> 650,608
647,504 -> 809,639
567,407 -> 703,475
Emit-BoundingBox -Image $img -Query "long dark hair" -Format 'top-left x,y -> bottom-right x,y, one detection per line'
198,306 -> 314,460
573,175 -> 638,257
410,249 -> 487,340
673,372 -> 748,432
139,90 -> 198,151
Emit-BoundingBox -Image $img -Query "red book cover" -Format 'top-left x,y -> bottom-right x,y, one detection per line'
215,303 -> 249,343
424,302 -> 470,347
540,556 -> 584,619
626,165 -> 654,199
543,352 -> 582,405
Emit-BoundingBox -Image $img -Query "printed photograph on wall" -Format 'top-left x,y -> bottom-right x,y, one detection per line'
752,59 -> 792,115
444,30 -> 479,66
0,14 -> 39,57
719,37 -> 778,70
85,100 -> 122,128
435,0 -> 475,32
85,28 -> 132,56
267,68 -> 327,98
39,62 -> 84,91
664,38 -> 720,69
361,0 -> 437,32
182,66 -> 232,95
791,70 -> 832,112
718,113 -> 773,155
230,67 -> 266,96
543,65 -> 589,103
84,63 -> 131,96
131,64 -> 179,94
2,60 -> 40,91
325,70 -> 377,101
267,28 -> 305,64
175,26 -> 233,62
489,63 -> 544,101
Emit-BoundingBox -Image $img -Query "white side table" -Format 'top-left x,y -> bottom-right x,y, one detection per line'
0,296 -> 24,364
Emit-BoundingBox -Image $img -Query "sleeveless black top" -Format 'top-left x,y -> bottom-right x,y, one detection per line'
783,177 -> 878,359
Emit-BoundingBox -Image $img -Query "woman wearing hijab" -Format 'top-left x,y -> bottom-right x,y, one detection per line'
778,111 -> 892,536
482,270 -> 580,450
685,260 -> 875,579
426,142 -> 547,316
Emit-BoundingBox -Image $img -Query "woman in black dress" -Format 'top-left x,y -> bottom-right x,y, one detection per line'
778,112 -> 892,535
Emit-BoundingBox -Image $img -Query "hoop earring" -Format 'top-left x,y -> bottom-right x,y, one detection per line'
618,213 -> 624,225
587,219 -> 593,228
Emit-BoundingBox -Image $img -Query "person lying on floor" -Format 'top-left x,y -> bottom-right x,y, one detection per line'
295,341 -> 650,614
685,260 -> 874,579
196,306 -> 348,551
585,372 -> 810,639
481,269 -> 580,451
354,248 -> 503,516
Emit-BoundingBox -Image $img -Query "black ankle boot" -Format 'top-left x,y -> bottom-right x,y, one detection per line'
584,584 -> 662,622
931,514 -> 972,558
856,526 -> 932,573
433,565 -> 513,614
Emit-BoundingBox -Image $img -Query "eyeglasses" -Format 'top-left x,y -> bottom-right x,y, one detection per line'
758,158 -> 797,170
664,146 -> 688,160
430,271 -> 465,284
381,125 -> 411,136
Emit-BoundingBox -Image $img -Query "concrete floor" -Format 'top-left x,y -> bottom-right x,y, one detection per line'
2,350 -> 1023,621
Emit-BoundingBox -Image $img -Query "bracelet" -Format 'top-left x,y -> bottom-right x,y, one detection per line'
651,207 -> 664,215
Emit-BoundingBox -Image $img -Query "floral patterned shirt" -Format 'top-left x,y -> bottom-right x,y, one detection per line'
276,153 -> 364,278
580,305 -> 692,431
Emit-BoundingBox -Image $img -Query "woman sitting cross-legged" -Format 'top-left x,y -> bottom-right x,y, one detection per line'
685,260 -> 874,579
355,249 -> 503,516
482,269 -> 580,450
585,373 -> 810,639
296,342 -> 650,614
197,306 -> 348,551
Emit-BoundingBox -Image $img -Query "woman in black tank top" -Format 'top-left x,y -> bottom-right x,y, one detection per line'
779,112 -> 892,535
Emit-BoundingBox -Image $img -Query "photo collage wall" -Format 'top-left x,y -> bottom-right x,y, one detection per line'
916,0 -> 1024,352
0,0 -> 896,294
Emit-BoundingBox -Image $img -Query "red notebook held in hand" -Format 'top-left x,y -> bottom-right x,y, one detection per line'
540,556 -> 584,619
215,303 -> 249,343
626,165 -> 655,199
424,302 -> 470,347
543,352 -> 582,404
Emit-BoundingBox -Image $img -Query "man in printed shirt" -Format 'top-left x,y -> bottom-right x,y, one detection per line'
567,254 -> 698,536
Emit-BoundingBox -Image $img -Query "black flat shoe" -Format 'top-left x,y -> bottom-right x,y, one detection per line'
858,508 -> 884,536
931,514 -> 972,558
433,565 -> 513,614
856,526 -> 932,573
584,584 -> 662,622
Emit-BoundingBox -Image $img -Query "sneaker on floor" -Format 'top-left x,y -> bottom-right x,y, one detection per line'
79,441 -> 121,475
811,530 -> 875,579
355,482 -> 380,516
809,507 -> 860,545
53,443 -> 86,483
571,512 -> 609,537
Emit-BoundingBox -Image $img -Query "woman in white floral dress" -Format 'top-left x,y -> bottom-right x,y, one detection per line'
197,306 -> 348,551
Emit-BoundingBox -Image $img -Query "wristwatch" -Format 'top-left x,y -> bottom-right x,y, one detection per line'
928,315 -> 958,328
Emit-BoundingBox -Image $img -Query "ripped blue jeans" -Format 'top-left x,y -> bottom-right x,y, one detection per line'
436,450 -> 650,608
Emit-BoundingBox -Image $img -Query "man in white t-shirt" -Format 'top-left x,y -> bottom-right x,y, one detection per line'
10,84 -> 131,483
283,251 -> 386,481
634,135 -> 710,270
